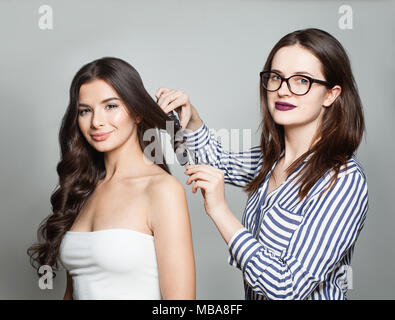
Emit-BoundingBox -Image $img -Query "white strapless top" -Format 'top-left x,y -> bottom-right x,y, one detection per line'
59,228 -> 162,300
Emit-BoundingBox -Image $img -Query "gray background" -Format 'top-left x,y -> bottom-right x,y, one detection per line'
0,0 -> 394,299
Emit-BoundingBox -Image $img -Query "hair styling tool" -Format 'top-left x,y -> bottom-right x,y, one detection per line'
168,109 -> 196,166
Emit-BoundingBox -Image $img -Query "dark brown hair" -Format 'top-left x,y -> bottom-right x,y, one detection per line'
245,28 -> 365,199
27,57 -> 180,277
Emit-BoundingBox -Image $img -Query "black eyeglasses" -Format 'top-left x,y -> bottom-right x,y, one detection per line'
260,71 -> 332,96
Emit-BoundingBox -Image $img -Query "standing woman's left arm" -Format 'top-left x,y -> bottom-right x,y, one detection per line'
185,164 -> 369,300
150,176 -> 196,300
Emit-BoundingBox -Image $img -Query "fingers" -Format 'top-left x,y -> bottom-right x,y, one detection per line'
184,164 -> 224,177
184,164 -> 225,194
157,90 -> 181,107
192,180 -> 210,194
155,88 -> 192,129
157,89 -> 178,106
164,96 -> 188,114
156,89 -> 190,112
186,172 -> 212,185
155,87 -> 172,100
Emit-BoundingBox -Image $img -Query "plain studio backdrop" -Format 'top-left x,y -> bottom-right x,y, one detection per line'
0,0 -> 394,299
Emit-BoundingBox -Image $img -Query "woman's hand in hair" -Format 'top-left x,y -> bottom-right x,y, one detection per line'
155,87 -> 203,131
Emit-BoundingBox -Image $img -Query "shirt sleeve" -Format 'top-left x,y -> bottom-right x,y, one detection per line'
183,122 -> 262,187
227,170 -> 369,299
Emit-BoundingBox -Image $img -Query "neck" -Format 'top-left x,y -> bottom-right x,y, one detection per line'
282,120 -> 320,166
102,133 -> 156,182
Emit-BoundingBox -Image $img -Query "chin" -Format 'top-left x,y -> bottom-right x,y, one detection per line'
272,115 -> 295,126
88,141 -> 115,153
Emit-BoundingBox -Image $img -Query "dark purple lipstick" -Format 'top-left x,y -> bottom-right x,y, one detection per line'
275,101 -> 297,111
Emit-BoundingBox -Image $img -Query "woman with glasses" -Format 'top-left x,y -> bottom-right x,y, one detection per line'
156,28 -> 368,300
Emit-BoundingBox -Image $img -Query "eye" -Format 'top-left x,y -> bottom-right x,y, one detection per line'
294,76 -> 310,85
272,75 -> 281,81
78,109 -> 90,116
106,104 -> 118,110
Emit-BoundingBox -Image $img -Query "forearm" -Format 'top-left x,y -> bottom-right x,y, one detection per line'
185,104 -> 203,132
208,203 -> 310,299
209,205 -> 244,245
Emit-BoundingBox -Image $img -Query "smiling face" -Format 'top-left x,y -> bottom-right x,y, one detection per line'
267,44 -> 340,129
77,79 -> 139,153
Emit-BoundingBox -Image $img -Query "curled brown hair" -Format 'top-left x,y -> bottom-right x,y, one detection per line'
27,57 -> 180,277
245,28 -> 365,199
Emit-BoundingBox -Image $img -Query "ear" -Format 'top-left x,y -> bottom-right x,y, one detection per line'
135,115 -> 142,124
323,85 -> 342,107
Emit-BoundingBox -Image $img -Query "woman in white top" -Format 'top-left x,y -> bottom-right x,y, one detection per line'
156,28 -> 368,299
27,57 -> 195,300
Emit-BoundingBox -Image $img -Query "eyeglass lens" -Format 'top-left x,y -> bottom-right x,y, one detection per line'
262,72 -> 311,95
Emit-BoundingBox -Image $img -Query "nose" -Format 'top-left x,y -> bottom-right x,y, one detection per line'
277,79 -> 292,97
91,109 -> 105,128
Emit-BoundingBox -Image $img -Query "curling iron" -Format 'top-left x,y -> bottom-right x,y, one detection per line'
168,109 -> 196,166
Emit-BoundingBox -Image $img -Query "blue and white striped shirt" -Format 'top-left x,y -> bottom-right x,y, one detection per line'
184,123 -> 369,300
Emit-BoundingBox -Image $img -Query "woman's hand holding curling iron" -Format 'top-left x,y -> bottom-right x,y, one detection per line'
155,87 -> 203,131
156,87 -> 243,244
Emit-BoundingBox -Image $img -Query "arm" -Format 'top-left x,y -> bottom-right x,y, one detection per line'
183,113 -> 262,187
226,171 -> 369,299
149,176 -> 196,300
155,88 -> 262,187
63,271 -> 73,300
186,164 -> 369,299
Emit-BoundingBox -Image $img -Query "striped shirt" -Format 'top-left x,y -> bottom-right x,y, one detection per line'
184,123 -> 369,300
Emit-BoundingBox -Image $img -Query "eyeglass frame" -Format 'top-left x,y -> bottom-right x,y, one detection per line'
259,70 -> 333,96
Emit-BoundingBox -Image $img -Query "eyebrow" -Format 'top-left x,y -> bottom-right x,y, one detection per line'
271,69 -> 314,77
78,97 -> 120,107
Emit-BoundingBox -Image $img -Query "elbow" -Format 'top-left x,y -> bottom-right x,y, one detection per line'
246,274 -> 311,300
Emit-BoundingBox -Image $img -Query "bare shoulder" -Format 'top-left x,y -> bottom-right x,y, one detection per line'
147,172 -> 186,201
146,172 -> 189,227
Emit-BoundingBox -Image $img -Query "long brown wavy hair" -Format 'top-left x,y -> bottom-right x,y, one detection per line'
244,28 -> 365,199
27,57 -> 181,277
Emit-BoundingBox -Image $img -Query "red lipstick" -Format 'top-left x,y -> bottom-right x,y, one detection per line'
275,102 -> 297,111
